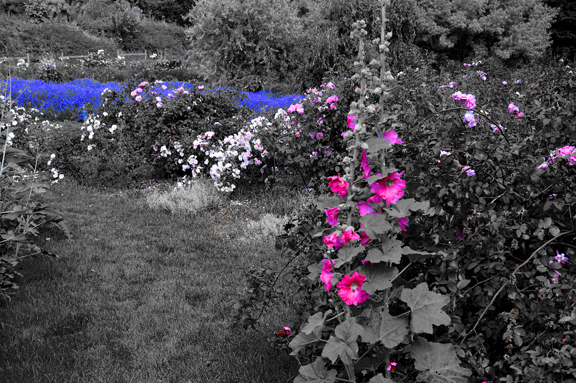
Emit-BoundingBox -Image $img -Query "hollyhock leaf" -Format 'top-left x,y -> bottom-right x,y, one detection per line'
322,318 -> 363,365
365,247 -> 385,263
366,137 -> 392,153
368,374 -> 395,383
400,282 -> 450,334
317,196 -> 342,211
357,308 -> 380,345
379,307 -> 409,348
407,337 -> 472,383
358,264 -> 398,294
301,310 -> 333,335
308,261 -> 323,280
335,245 -> 365,268
379,237 -> 404,264
294,358 -> 337,383
387,199 -> 430,218
289,330 -> 320,356
360,215 -> 393,238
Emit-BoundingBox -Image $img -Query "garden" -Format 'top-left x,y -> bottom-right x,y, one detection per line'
2,2 -> 576,383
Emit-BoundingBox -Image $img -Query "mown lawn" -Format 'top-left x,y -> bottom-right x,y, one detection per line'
0,177 -> 308,383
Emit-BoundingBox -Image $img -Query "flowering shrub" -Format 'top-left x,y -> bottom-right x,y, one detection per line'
235,13 -> 575,383
0,90 -> 70,301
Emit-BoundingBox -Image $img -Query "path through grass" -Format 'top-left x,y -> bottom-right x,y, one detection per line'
0,179 -> 306,382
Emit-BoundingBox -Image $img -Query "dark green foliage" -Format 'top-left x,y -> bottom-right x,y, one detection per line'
126,20 -> 187,55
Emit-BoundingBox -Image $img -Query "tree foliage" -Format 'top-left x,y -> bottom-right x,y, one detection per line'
414,0 -> 559,62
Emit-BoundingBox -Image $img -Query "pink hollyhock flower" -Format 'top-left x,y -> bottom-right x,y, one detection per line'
287,103 -> 304,114
549,250 -> 568,264
325,207 -> 339,227
361,260 -> 373,265
398,217 -> 408,231
336,272 -> 370,306
517,112 -> 524,118
369,172 -> 406,206
320,260 -> 336,292
320,269 -> 334,291
157,102 -> 163,108
438,150 -> 451,163
502,81 -> 507,85
367,194 -> 382,204
341,230 -> 360,244
328,173 -> 349,196
322,259 -> 336,272
316,132 -> 324,138
464,94 -> 476,109
326,82 -> 335,89
361,150 -> 371,178
161,85 -> 167,90
357,201 -> 375,217
139,81 -> 149,87
382,130 -> 404,145
135,96 -> 142,102
323,232 -> 341,248
347,115 -> 357,130
359,224 -> 371,246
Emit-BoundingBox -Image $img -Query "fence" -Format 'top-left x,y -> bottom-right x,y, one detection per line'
0,50 -> 169,66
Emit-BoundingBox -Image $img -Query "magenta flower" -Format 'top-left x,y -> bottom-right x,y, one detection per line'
320,259 -> 336,291
135,95 -> 142,102
508,103 -> 519,114
455,231 -> 467,239
316,132 -> 324,138
359,224 -> 371,246
336,272 -> 370,306
502,81 -> 508,85
398,217 -> 408,232
287,103 -> 304,114
323,233 -> 342,249
326,82 -> 335,89
463,111 -> 477,127
139,81 -> 149,87
325,207 -> 339,227
347,115 -> 357,131
276,326 -> 291,337
341,230 -> 360,244
328,173 -> 349,197
357,201 -> 375,217
361,150 -> 371,178
549,250 -> 568,265
382,130 -> 404,145
369,172 -> 406,206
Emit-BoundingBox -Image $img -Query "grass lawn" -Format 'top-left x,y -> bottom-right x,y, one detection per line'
0,176 -> 312,382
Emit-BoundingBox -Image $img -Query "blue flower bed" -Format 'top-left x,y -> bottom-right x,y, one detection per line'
0,78 -> 305,119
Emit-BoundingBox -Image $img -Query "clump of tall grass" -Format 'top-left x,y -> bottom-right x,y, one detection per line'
144,175 -> 226,216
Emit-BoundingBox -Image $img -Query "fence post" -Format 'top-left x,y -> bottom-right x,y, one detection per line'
27,53 -> 30,66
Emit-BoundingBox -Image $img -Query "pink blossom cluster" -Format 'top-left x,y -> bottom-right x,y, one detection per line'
508,103 -> 524,118
538,145 -> 576,168
452,92 -> 476,109
463,110 -> 477,128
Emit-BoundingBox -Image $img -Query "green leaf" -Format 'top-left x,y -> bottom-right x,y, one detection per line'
321,317 -> 363,365
368,374 -> 395,383
379,308 -> 409,348
289,330 -> 320,356
301,310 -> 333,335
358,264 -> 398,294
317,196 -> 342,211
407,337 -> 472,383
387,198 -> 430,218
360,214 -> 393,238
308,261 -> 323,280
358,308 -> 380,345
400,282 -> 450,334
335,245 -> 364,268
366,137 -> 392,154
379,236 -> 404,264
294,358 -> 337,383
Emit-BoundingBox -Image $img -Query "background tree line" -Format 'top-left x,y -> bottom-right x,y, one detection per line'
1,0 -> 574,93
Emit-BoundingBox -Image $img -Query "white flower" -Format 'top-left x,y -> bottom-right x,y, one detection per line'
87,145 -> 93,151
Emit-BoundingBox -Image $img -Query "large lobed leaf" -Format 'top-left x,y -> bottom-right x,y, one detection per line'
407,337 -> 472,383
400,282 -> 450,334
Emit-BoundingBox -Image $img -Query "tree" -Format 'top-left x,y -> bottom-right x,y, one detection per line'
544,0 -> 576,59
413,0 -> 558,62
